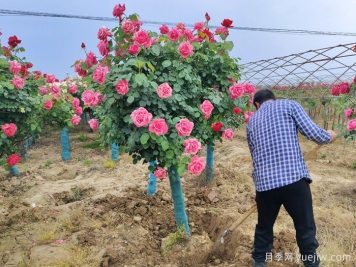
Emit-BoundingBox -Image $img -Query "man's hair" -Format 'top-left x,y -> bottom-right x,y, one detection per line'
253,89 -> 276,108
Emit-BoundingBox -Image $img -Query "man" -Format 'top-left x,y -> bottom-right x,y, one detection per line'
246,89 -> 337,267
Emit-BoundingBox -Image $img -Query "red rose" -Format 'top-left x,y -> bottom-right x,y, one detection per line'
8,35 -> 22,48
211,122 -> 224,132
233,107 -> 242,114
221,19 -> 233,28
205,12 -> 211,22
81,42 -> 86,48
26,62 -> 33,68
7,154 -> 21,166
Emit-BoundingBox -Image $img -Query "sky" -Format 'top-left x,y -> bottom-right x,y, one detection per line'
1,0 -> 356,80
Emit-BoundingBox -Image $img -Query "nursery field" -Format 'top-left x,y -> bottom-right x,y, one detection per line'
0,125 -> 355,267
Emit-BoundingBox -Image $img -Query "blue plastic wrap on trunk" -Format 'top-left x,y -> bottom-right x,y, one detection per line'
111,143 -> 119,161
147,161 -> 157,196
9,165 -> 19,176
61,127 -> 71,160
206,141 -> 214,182
168,165 -> 191,236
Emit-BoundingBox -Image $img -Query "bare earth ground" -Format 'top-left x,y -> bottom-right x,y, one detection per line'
0,125 -> 355,267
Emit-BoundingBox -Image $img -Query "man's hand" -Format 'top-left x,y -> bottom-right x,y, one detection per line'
327,130 -> 337,143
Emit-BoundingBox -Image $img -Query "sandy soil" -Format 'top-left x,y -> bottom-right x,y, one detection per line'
0,125 -> 355,267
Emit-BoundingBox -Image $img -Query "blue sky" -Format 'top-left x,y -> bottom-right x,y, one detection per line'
1,0 -> 355,79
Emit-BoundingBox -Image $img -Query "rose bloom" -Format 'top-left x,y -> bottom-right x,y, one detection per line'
81,89 -> 103,107
222,128 -> 235,140
9,60 -> 21,74
130,107 -> 153,127
97,40 -> 110,57
133,30 -> 151,48
127,44 -> 140,55
344,108 -> 354,118
70,115 -> 81,126
178,42 -> 193,58
184,29 -> 194,41
157,83 -> 173,98
97,27 -> 113,40
183,138 -> 201,154
233,107 -> 242,114
168,28 -> 181,42
50,85 -> 61,94
112,3 -> 125,19
122,19 -> 136,35
1,123 -> 17,137
72,98 -> 80,108
154,167 -> 167,179
244,83 -> 255,94
215,27 -> 229,39
75,106 -> 83,115
10,75 -> 24,89
200,100 -> 214,119
88,119 -> 99,130
43,100 -> 53,110
339,82 -> 350,94
211,122 -> 224,132
187,155 -> 206,175
229,83 -> 244,99
46,74 -> 56,83
175,118 -> 194,136
159,24 -> 169,34
74,60 -> 87,77
116,79 -> 129,95
221,19 -> 233,28
331,84 -> 340,96
354,75 -> 356,84
93,65 -> 110,84
7,153 -> 21,166
148,118 -> 169,135
194,22 -> 205,31
85,51 -> 97,68
347,119 -> 356,131
68,83 -> 78,94
39,86 -> 47,95
8,35 -> 21,48
244,111 -> 254,123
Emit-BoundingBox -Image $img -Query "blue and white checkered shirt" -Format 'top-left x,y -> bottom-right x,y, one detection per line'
246,100 -> 332,192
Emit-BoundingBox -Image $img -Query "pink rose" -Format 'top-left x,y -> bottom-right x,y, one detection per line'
39,86 -> 47,95
184,29 -> 194,41
70,115 -> 81,126
127,44 -> 140,55
215,27 -> 229,39
81,89 -> 103,107
44,100 -> 53,110
229,83 -> 244,99
112,4 -> 125,19
244,111 -> 254,123
85,52 -> 97,68
97,40 -> 110,57
7,153 -> 20,166
10,75 -> 24,89
154,167 -> 167,179
178,41 -> 193,58
122,19 -> 136,35
9,60 -> 21,74
347,119 -> 356,131
74,60 -> 87,77
200,100 -> 214,119
159,25 -> 169,34
46,74 -> 56,83
183,138 -> 201,154
88,119 -> 99,130
354,75 -> 356,84
222,128 -> 234,140
344,108 -> 354,118
148,118 -> 169,135
168,28 -> 181,42
93,65 -> 110,84
130,107 -> 153,127
1,123 -> 17,137
187,156 -> 206,175
339,82 -> 350,94
133,30 -> 151,48
157,83 -> 173,98
194,22 -> 204,31
75,106 -> 83,115
97,27 -> 113,40
50,85 -> 61,94
331,84 -> 340,96
244,83 -> 255,94
72,98 -> 80,108
116,79 -> 129,95
175,118 -> 194,136
68,83 -> 78,94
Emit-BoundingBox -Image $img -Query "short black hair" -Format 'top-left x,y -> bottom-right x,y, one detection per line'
253,89 -> 276,108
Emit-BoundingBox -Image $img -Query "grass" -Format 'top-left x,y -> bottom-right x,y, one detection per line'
164,225 -> 188,251
81,139 -> 102,149
38,230 -> 56,244
104,159 -> 116,168
83,159 -> 91,167
77,133 -> 88,142
70,186 -> 84,202
44,159 -> 52,167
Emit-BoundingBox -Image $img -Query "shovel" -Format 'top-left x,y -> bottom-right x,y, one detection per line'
206,144 -> 324,262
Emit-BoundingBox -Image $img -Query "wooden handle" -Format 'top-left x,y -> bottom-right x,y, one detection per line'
228,203 -> 257,232
304,144 -> 323,161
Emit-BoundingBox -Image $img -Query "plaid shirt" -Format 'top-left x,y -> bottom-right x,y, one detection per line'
246,100 -> 332,192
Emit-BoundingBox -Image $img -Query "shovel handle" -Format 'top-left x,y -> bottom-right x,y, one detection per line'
304,144 -> 323,161
228,203 -> 257,232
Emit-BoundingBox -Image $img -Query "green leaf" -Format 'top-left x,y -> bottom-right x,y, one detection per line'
140,133 -> 150,145
31,124 -> 36,131
166,150 -> 174,159
147,62 -> 155,72
134,73 -> 146,85
127,96 -> 135,104
161,140 -> 169,151
81,62 -> 88,70
106,97 -> 115,108
162,60 -> 172,68
224,41 -> 234,51
177,164 -> 186,175
151,45 -> 160,56
135,60 -> 145,69
174,94 -> 183,101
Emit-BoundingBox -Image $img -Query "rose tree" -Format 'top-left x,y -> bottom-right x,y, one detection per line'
75,4 -> 253,234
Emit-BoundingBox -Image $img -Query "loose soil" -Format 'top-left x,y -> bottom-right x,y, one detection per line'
0,125 -> 355,267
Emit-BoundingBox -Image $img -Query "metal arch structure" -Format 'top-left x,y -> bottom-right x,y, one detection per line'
239,43 -> 356,96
